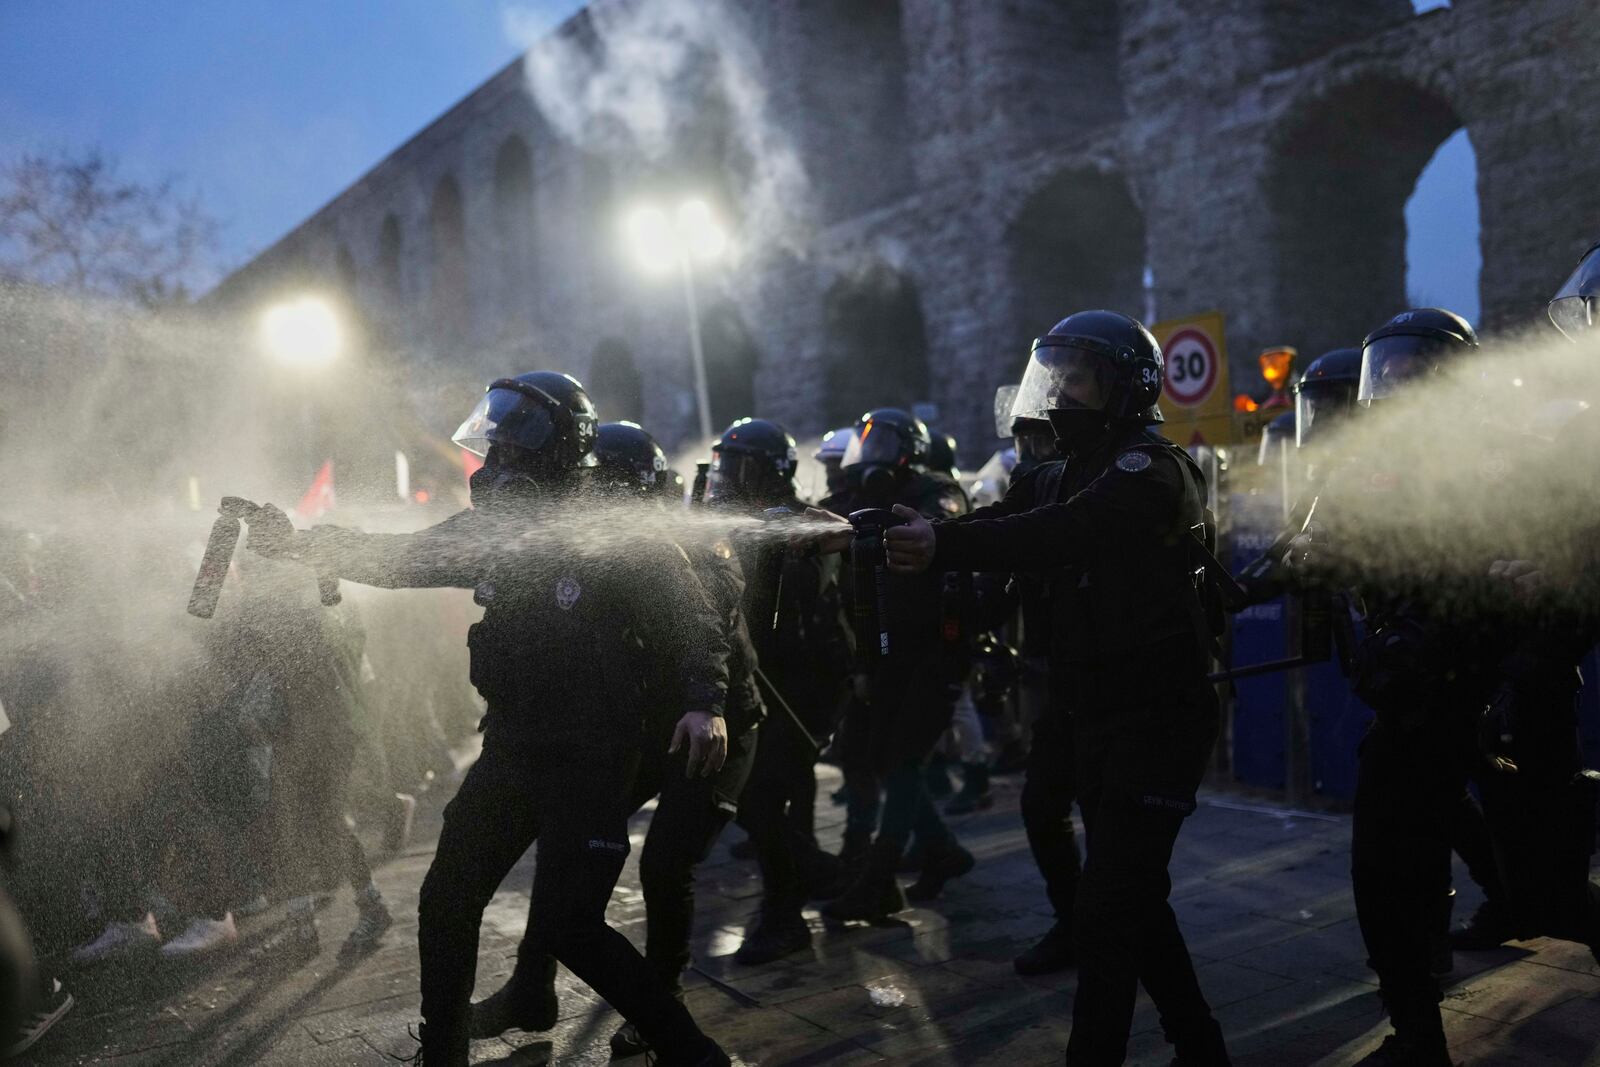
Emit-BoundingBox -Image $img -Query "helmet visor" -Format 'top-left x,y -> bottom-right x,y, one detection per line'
840,420 -> 906,470
814,428 -> 852,463
1294,382 -> 1355,447
1357,334 -> 1441,403
1550,250 -> 1600,340
993,385 -> 1021,439
451,386 -> 556,459
1010,345 -> 1110,424
705,450 -> 767,503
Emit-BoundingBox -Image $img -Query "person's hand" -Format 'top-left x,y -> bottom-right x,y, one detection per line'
884,504 -> 935,574
241,502 -> 298,559
671,710 -> 728,778
1488,559 -> 1544,600
795,508 -> 853,557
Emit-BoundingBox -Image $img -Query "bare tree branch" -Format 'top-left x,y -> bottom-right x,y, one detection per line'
0,149 -> 220,307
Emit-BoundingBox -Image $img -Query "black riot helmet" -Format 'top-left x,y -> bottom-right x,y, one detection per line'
1550,241 -> 1600,341
1357,308 -> 1478,404
1293,347 -> 1362,447
453,372 -> 599,469
1011,416 -> 1060,479
1011,310 -> 1164,451
926,431 -> 959,477
842,408 -> 930,499
592,421 -> 670,498
705,417 -> 798,506
814,426 -> 854,500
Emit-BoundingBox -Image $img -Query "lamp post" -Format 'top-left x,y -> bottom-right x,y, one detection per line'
624,199 -> 728,442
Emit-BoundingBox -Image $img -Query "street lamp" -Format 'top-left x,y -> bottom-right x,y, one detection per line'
259,295 -> 344,368
623,198 -> 729,441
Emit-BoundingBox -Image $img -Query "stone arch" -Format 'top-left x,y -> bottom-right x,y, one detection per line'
1268,72 -> 1467,357
493,136 -> 536,287
429,174 -> 469,332
701,301 -> 759,432
821,264 -> 931,428
784,0 -> 913,221
377,214 -> 403,299
588,338 -> 643,424
1006,167 -> 1149,354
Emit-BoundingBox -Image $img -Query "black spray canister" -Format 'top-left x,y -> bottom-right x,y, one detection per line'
847,508 -> 908,662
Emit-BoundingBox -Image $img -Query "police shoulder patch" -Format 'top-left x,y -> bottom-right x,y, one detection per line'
554,576 -> 582,610
1115,450 -> 1152,473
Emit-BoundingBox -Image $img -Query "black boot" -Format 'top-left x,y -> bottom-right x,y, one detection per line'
821,840 -> 907,922
735,908 -> 812,965
1450,898 -> 1515,951
1167,1017 -> 1231,1066
1013,920 -> 1075,975
800,846 -> 844,898
820,828 -> 872,899
1356,996 -> 1455,1067
905,835 -> 974,902
608,986 -> 683,1060
652,1038 -> 732,1067
945,762 -> 993,815
468,956 -> 558,1039
400,1022 -> 468,1067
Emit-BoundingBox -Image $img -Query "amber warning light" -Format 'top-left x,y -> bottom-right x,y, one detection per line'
1258,347 -> 1297,393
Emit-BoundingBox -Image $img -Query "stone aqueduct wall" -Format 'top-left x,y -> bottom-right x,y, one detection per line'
210,0 -> 1600,458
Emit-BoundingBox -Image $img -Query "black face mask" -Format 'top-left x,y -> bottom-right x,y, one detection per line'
1047,409 -> 1111,456
852,464 -> 900,506
469,464 -> 539,508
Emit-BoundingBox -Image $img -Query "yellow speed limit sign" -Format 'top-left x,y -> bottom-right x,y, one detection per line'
1152,311 -> 1235,446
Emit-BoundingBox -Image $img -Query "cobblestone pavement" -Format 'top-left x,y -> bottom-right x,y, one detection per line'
27,767 -> 1600,1066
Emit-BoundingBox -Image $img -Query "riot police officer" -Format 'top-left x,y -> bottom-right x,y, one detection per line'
700,418 -> 854,964
821,408 -> 975,922
471,421 -> 762,1060
880,311 -> 1230,1065
1328,310 -> 1489,1066
240,374 -> 733,1067
814,426 -> 856,512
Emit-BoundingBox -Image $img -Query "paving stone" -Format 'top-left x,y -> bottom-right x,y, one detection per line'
27,777 -> 1600,1066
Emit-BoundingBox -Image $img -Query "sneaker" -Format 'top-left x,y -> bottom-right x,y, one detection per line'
610,1019 -> 649,1059
340,901 -> 393,956
159,914 -> 239,958
72,913 -> 161,963
1014,921 -> 1075,975
4,978 -> 74,1058
231,893 -> 270,918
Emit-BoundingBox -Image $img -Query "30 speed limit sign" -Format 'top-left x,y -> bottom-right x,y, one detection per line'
1161,326 -> 1219,407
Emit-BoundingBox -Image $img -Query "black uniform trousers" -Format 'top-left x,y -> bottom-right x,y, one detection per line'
1021,700 -> 1081,922
1476,675 -> 1600,951
737,714 -> 823,918
417,726 -> 706,1058
1064,639 -> 1219,1065
512,726 -> 757,991
1350,709 -> 1475,1018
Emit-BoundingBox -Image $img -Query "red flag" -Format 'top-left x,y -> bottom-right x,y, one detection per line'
294,460 -> 337,520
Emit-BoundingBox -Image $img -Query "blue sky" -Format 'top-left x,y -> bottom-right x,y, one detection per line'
0,0 -> 1479,321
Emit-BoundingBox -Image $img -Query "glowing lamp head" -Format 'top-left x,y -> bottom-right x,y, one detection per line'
624,205 -> 680,274
260,296 -> 343,368
1258,347 -> 1297,393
